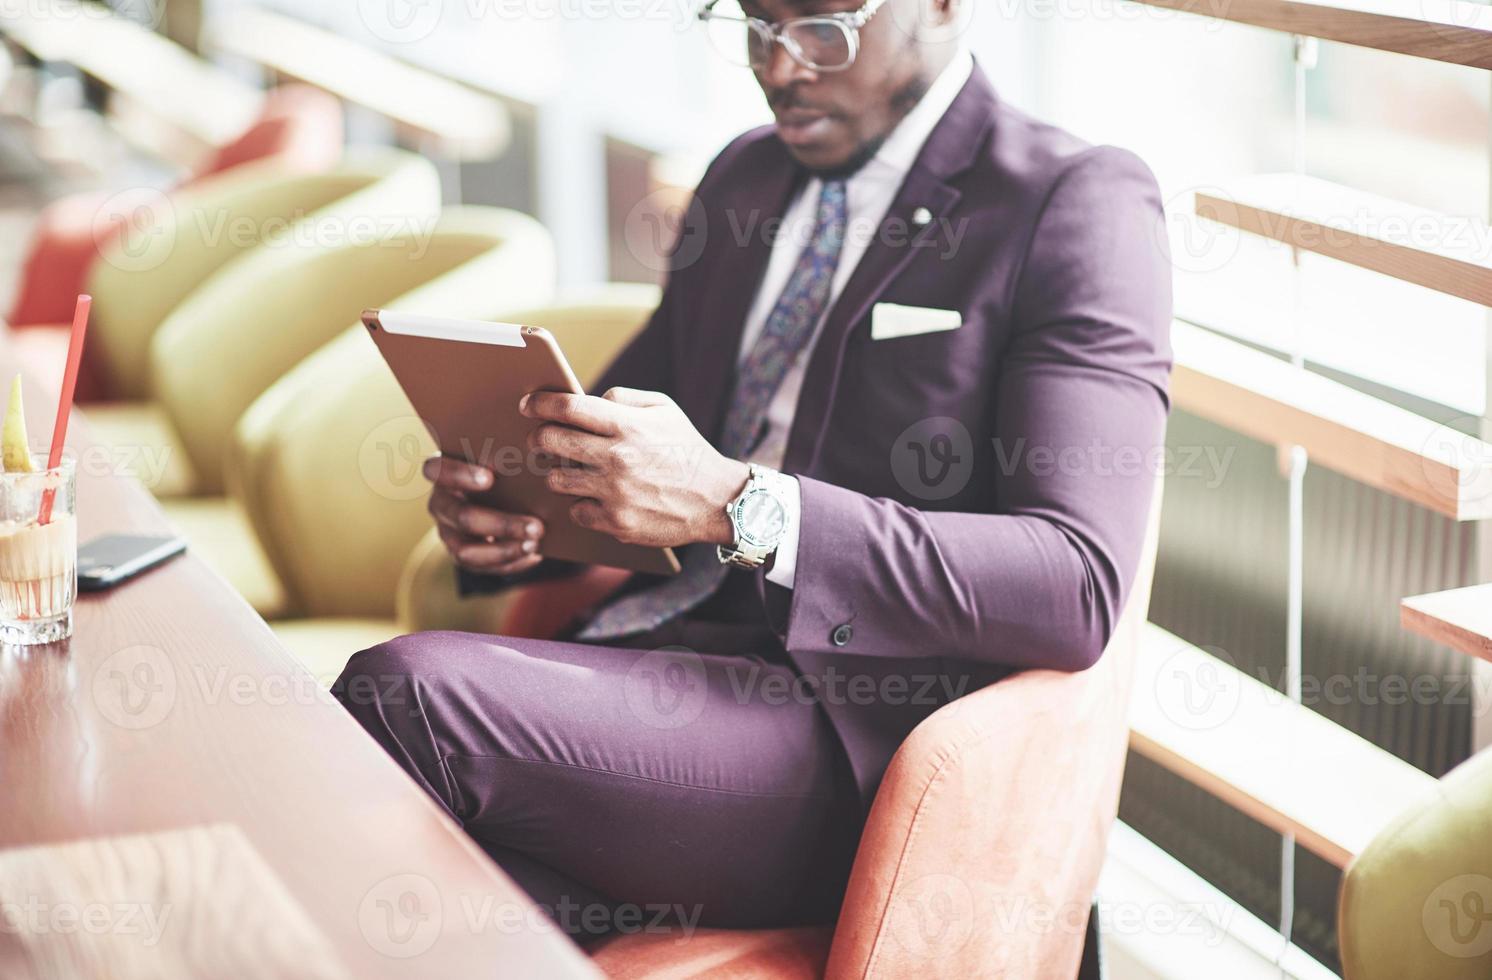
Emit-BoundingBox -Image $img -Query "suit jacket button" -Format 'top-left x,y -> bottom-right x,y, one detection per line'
831,624 -> 853,647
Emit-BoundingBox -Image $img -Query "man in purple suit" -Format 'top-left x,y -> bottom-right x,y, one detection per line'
335,0 -> 1172,941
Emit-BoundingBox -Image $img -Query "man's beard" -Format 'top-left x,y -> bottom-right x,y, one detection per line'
802,73 -> 935,180
809,135 -> 887,180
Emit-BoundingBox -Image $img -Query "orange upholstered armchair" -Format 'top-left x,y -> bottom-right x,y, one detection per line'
7,84 -> 344,398
484,484 -> 1162,979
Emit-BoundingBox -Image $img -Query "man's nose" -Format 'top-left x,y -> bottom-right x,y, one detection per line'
757,40 -> 819,92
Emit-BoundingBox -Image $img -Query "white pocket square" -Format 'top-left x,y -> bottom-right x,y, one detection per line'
871,303 -> 962,341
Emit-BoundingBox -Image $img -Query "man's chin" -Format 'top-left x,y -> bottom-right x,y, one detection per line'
782,141 -> 841,170
778,132 -> 870,176
781,137 -> 882,180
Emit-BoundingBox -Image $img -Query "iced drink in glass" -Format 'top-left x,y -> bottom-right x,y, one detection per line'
0,456 -> 77,644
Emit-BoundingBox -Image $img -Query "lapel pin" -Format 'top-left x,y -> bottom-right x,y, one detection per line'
911,207 -> 933,228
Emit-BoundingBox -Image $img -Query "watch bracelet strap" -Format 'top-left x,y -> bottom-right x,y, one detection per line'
718,464 -> 790,568
717,544 -> 764,568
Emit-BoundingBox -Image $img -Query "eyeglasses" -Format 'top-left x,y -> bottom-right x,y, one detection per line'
698,0 -> 890,73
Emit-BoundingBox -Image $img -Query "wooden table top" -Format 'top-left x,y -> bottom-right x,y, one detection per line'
0,353 -> 598,979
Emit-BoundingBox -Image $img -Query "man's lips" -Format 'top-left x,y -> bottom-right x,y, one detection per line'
774,107 -> 834,143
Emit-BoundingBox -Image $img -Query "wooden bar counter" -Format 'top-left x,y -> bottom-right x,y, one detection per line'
0,347 -> 598,980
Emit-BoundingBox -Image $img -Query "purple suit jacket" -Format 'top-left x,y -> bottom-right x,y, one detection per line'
473,65 -> 1172,805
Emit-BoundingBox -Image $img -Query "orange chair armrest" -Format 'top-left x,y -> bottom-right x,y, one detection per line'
826,627 -> 1138,980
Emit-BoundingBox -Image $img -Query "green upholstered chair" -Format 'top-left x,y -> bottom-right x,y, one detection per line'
223,284 -> 660,680
1339,746 -> 1492,979
93,147 -> 441,400
153,206 -> 558,620
80,148 -> 443,497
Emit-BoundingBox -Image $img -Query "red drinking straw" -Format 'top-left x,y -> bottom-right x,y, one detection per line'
38,294 -> 91,525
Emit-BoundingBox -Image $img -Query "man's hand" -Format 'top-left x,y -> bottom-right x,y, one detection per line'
425,456 -> 546,576
521,387 -> 749,550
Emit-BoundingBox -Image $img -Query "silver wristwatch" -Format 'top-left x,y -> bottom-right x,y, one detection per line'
718,463 -> 792,569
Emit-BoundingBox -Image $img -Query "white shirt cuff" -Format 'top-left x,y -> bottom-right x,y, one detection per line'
765,475 -> 802,590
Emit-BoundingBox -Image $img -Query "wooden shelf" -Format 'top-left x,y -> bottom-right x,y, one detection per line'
1195,175 -> 1492,307
1126,0 -> 1492,70
1402,584 -> 1492,662
1172,320 -> 1492,521
207,8 -> 510,161
0,0 -> 261,154
1130,623 -> 1440,868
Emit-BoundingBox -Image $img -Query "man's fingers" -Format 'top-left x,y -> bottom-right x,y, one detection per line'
454,539 -> 540,569
486,552 -> 545,577
430,492 -> 543,541
569,497 -> 606,531
601,386 -> 672,408
423,455 -> 494,492
545,462 -> 601,498
437,525 -> 472,559
528,423 -> 610,467
459,506 -> 543,541
520,391 -> 621,436
438,527 -> 543,574
428,491 -> 463,532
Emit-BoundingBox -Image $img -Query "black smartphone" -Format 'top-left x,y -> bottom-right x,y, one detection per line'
77,534 -> 187,592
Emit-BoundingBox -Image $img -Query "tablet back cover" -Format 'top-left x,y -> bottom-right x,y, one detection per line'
364,312 -> 680,577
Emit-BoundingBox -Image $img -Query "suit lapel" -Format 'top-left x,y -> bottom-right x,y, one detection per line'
783,69 -> 998,475
781,174 -> 962,472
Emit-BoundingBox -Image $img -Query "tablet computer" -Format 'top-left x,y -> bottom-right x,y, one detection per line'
363,309 -> 681,576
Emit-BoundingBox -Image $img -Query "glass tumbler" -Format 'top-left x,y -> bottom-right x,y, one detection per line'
0,456 -> 77,644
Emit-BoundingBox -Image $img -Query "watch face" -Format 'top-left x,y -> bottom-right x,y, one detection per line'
736,489 -> 787,548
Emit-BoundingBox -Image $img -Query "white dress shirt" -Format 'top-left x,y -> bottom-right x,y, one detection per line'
738,49 -> 974,589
